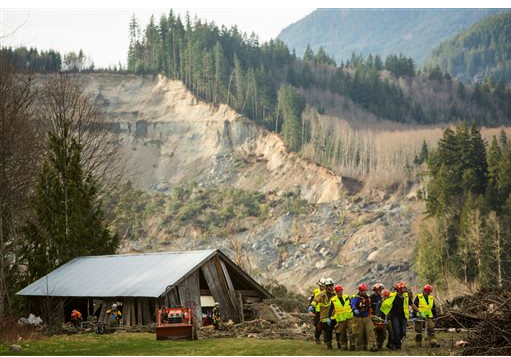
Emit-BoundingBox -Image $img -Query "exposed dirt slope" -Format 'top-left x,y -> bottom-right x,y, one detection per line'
77,73 -> 342,204
75,73 -> 420,294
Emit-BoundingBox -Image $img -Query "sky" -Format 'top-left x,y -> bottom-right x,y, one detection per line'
0,4 -> 313,69
1,0 -> 508,69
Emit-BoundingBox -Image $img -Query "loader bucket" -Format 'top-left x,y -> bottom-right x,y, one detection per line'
156,323 -> 193,340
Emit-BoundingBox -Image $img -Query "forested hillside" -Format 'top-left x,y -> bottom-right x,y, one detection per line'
126,12 -> 511,134
277,9 -> 505,66
417,124 -> 511,290
424,12 -> 511,83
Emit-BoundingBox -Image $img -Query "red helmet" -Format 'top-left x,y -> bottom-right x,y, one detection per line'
424,284 -> 433,293
358,283 -> 369,292
382,289 -> 390,298
394,282 -> 407,292
334,285 -> 343,293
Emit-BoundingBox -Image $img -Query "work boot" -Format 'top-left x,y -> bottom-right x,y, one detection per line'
429,341 -> 441,348
337,342 -> 341,349
370,345 -> 378,352
315,338 -> 321,345
350,344 -> 356,351
326,342 -> 333,350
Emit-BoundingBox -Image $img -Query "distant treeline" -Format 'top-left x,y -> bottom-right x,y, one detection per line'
1,47 -> 94,72
126,11 -> 511,153
125,12 -> 437,151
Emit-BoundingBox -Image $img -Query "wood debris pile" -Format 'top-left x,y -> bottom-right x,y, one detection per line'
461,291 -> 511,356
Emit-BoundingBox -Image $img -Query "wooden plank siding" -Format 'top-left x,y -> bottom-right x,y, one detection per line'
215,256 -> 240,321
136,299 -> 143,325
124,298 -> 134,326
201,257 -> 240,323
177,270 -> 202,328
220,259 -> 242,322
142,298 -> 151,324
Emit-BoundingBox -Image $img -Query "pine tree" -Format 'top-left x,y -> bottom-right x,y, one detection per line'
213,41 -> 225,104
22,134 -> 118,282
20,76 -> 119,283
232,54 -> 245,110
486,136 -> 502,210
278,85 -> 306,152
303,44 -> 315,62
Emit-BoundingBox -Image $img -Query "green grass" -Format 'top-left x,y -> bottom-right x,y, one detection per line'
0,332 -> 463,356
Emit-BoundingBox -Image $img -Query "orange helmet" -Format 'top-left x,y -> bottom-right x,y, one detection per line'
424,284 -> 433,293
394,282 -> 407,292
358,283 -> 369,292
334,285 -> 343,293
382,289 -> 390,298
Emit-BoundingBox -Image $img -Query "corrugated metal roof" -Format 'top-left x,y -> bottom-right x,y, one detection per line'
17,249 -> 217,298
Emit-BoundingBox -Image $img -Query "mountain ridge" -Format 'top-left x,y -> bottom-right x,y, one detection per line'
278,9 -> 506,65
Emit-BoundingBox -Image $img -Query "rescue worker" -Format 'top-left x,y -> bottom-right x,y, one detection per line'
327,285 -> 355,350
308,278 -> 326,344
413,284 -> 440,348
370,283 -> 386,350
380,282 -> 420,350
106,303 -> 122,327
212,302 -> 222,330
377,289 -> 395,350
160,306 -> 169,324
309,277 -> 335,349
70,309 -> 83,328
350,283 -> 378,352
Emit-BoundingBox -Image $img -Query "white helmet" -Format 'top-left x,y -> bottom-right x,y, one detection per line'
324,278 -> 334,286
112,303 -> 117,309
372,283 -> 384,291
318,278 -> 326,286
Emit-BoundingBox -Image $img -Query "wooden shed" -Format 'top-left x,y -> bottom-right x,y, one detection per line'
17,249 -> 270,327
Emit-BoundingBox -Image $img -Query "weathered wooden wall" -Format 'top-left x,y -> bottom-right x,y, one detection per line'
201,255 -> 240,323
178,270 -> 202,333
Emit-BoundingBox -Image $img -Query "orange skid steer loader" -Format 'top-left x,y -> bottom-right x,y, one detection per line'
156,307 -> 197,340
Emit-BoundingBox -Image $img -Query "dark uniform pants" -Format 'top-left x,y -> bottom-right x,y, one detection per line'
314,313 -> 322,341
386,320 -> 395,349
318,320 -> 334,345
390,315 -> 407,349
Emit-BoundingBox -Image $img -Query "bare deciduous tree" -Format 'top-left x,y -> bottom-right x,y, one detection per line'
35,73 -> 123,199
0,57 -> 39,324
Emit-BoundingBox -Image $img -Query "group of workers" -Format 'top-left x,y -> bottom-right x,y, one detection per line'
308,278 -> 439,351
69,303 -> 122,329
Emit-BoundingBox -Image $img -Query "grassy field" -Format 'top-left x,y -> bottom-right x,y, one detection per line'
0,331 -> 464,356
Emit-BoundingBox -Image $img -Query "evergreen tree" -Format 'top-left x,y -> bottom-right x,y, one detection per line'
414,140 -> 429,165
303,44 -> 315,62
277,85 -> 306,152
20,76 -> 119,283
486,135 -> 502,210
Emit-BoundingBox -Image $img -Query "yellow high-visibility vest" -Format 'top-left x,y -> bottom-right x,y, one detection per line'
417,293 -> 434,318
331,294 -> 353,322
381,292 -> 409,319
313,288 -> 321,312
